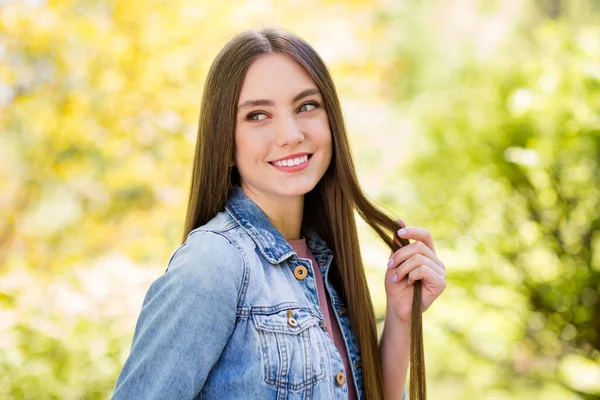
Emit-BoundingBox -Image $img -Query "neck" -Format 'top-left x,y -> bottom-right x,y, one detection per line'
241,183 -> 304,240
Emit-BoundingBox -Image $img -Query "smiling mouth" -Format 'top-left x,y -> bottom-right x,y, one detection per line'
268,154 -> 313,167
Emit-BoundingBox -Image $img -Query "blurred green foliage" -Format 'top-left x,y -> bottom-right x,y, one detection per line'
0,0 -> 598,399
372,2 -> 600,398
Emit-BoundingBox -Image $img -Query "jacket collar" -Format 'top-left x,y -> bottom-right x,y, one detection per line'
225,185 -> 332,264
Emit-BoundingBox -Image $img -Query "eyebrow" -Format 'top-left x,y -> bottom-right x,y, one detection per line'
237,88 -> 321,113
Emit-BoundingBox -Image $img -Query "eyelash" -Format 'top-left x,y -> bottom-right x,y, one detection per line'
245,101 -> 321,122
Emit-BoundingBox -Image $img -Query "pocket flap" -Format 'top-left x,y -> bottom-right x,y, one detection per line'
253,308 -> 319,334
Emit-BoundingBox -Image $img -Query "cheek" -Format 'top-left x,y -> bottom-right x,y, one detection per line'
302,115 -> 332,145
311,123 -> 332,149
234,130 -> 268,165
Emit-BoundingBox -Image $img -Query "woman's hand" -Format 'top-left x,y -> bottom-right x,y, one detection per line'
384,220 -> 447,324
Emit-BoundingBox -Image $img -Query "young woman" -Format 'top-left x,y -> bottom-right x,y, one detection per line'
112,28 -> 447,400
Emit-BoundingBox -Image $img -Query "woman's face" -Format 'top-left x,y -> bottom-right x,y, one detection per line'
234,53 -> 332,200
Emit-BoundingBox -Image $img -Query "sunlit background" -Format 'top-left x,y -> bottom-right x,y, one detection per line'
1,0 -> 599,398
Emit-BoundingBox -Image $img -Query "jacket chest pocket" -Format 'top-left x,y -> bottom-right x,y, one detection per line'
252,307 -> 327,390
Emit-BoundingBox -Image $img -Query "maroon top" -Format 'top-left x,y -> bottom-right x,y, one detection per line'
288,237 -> 357,400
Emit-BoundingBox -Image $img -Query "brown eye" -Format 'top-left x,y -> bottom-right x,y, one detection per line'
298,102 -> 319,113
246,112 -> 267,121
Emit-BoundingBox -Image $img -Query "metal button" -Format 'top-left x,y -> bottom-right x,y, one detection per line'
336,371 -> 345,386
287,309 -> 298,327
337,307 -> 347,315
354,361 -> 362,369
293,265 -> 308,280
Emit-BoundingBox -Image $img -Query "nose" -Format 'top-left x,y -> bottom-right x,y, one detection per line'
275,114 -> 304,147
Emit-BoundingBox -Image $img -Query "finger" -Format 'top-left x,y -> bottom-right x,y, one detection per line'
388,240 -> 445,271
403,253 -> 445,279
389,253 -> 445,284
406,265 -> 447,289
397,226 -> 436,254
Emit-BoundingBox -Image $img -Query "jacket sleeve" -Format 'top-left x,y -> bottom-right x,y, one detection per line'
111,230 -> 244,399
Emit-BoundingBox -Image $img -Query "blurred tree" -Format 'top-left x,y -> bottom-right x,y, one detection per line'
373,2 -> 600,398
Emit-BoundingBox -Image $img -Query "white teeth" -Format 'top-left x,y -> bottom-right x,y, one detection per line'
273,155 -> 309,167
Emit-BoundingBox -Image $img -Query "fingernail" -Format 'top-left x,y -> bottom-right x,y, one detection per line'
387,258 -> 394,268
392,274 -> 398,283
398,229 -> 407,236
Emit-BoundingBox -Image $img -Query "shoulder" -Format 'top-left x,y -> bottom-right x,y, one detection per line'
168,210 -> 240,267
162,225 -> 246,299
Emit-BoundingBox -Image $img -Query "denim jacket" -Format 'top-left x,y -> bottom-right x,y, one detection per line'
112,185 -> 408,399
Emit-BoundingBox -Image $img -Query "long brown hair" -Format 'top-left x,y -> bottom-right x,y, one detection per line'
182,27 -> 426,400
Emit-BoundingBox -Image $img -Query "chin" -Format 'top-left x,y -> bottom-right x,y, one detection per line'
284,180 -> 321,196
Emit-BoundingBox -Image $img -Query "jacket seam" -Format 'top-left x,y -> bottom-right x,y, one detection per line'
165,224 -> 236,271
188,229 -> 249,307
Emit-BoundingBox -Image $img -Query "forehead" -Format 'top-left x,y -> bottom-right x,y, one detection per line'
238,53 -> 317,99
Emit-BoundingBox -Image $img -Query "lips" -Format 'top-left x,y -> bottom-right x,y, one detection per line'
268,153 -> 312,166
268,154 -> 313,172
